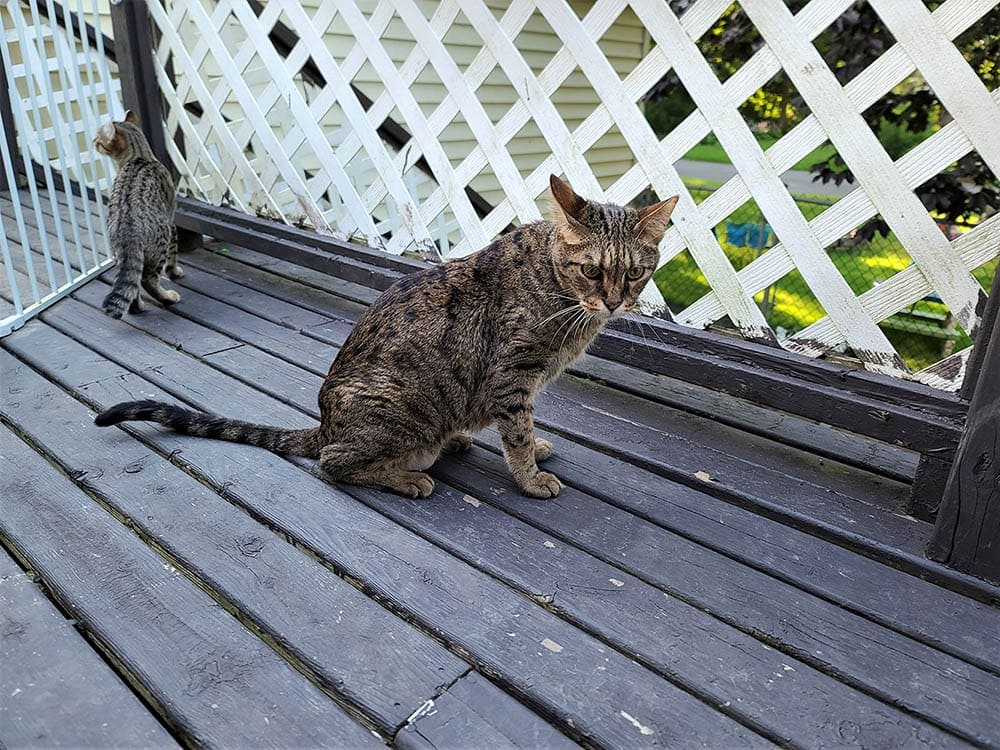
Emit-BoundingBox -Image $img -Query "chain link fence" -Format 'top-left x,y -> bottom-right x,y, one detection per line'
650,183 -> 996,371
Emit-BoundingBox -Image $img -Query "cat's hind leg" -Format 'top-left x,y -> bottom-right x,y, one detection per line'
165,225 -> 183,279
442,432 -> 472,454
320,443 -> 436,498
141,262 -> 180,306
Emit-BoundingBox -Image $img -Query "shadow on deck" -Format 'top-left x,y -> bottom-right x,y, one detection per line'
2,188 -> 1000,748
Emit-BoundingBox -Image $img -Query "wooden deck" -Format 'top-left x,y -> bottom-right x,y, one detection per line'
3,189 -> 1000,748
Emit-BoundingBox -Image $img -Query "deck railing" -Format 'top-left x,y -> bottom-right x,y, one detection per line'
2,0 -> 996,578
135,0 -> 999,389
0,0 -> 119,335
4,0 -> 997,390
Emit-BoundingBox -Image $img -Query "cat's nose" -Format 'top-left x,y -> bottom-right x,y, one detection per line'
603,296 -> 623,312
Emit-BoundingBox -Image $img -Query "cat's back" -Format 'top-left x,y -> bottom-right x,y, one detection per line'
109,158 -> 175,229
331,222 -> 555,367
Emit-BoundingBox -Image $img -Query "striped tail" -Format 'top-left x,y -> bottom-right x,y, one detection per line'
102,245 -> 144,318
94,400 -> 320,457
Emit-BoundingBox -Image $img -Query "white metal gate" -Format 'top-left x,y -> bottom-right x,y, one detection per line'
1,0 -> 122,336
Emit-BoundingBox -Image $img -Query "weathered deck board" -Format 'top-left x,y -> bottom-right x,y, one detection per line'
0,350 -> 469,732
0,549 -> 177,749
23,271 -> 1000,745
0,426 -> 380,748
4,322 -> 766,748
569,353 -> 920,482
396,673 -> 579,750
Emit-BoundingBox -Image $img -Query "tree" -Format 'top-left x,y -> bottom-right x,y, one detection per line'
644,2 -> 999,230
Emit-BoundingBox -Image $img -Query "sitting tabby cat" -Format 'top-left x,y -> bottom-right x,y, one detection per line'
95,176 -> 677,499
94,110 -> 182,318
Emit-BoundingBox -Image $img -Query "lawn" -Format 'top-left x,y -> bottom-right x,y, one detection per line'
683,133 -> 838,172
654,209 -> 996,372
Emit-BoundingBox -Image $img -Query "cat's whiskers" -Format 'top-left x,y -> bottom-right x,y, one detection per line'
559,308 -> 593,351
547,307 -> 583,348
536,304 -> 582,329
624,312 -> 652,352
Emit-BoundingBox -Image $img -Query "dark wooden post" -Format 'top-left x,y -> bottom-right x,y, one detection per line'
109,0 -> 169,165
109,0 -> 201,251
0,54 -> 23,191
926,265 -> 1000,583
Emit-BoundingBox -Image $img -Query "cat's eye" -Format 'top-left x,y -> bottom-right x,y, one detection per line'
581,264 -> 601,279
626,266 -> 645,280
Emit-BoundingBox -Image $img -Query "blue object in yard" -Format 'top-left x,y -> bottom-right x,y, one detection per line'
726,221 -> 773,248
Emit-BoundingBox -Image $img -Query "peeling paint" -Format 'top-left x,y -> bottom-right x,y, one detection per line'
541,638 -> 563,653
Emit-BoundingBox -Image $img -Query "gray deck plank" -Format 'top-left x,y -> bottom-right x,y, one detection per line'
396,672 -> 580,750
4,321 -> 766,749
129,246 -> 1000,672
570,352 -> 920,482
0,426 -> 378,749
0,349 -> 469,732
29,295 -> 997,745
0,549 -> 177,749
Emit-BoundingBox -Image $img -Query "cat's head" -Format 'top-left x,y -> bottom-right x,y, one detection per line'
93,110 -> 149,162
548,175 -> 677,319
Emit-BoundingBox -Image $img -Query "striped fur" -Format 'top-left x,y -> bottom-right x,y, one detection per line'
94,400 -> 319,457
94,110 -> 182,318
95,176 -> 677,500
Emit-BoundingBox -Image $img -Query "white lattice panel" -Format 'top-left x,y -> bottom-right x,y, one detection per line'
147,0 -> 999,388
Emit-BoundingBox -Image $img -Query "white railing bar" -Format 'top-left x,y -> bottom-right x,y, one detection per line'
0,257 -> 114,337
0,208 -> 25,319
87,0 -> 120,261
12,6 -> 73,290
28,0 -> 93,275
0,24 -> 46,303
55,0 -> 108,269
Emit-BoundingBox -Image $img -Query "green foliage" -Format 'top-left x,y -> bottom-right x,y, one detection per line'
653,186 -> 993,371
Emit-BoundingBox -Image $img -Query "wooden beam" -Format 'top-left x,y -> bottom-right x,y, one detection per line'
927,265 -> 1000,583
108,0 -> 169,168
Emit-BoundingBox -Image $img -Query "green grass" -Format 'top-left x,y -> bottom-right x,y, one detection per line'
682,133 -> 838,172
654,219 -> 995,372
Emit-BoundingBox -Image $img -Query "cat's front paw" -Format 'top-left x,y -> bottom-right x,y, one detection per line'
534,437 -> 554,461
167,265 -> 184,279
521,471 -> 562,498
162,289 -> 181,305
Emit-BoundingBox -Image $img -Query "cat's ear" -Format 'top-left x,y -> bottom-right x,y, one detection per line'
634,196 -> 679,245
549,174 -> 587,223
123,110 -> 139,125
549,174 -> 589,243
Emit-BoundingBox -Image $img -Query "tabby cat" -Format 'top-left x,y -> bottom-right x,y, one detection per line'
94,110 -> 182,318
95,176 -> 677,499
